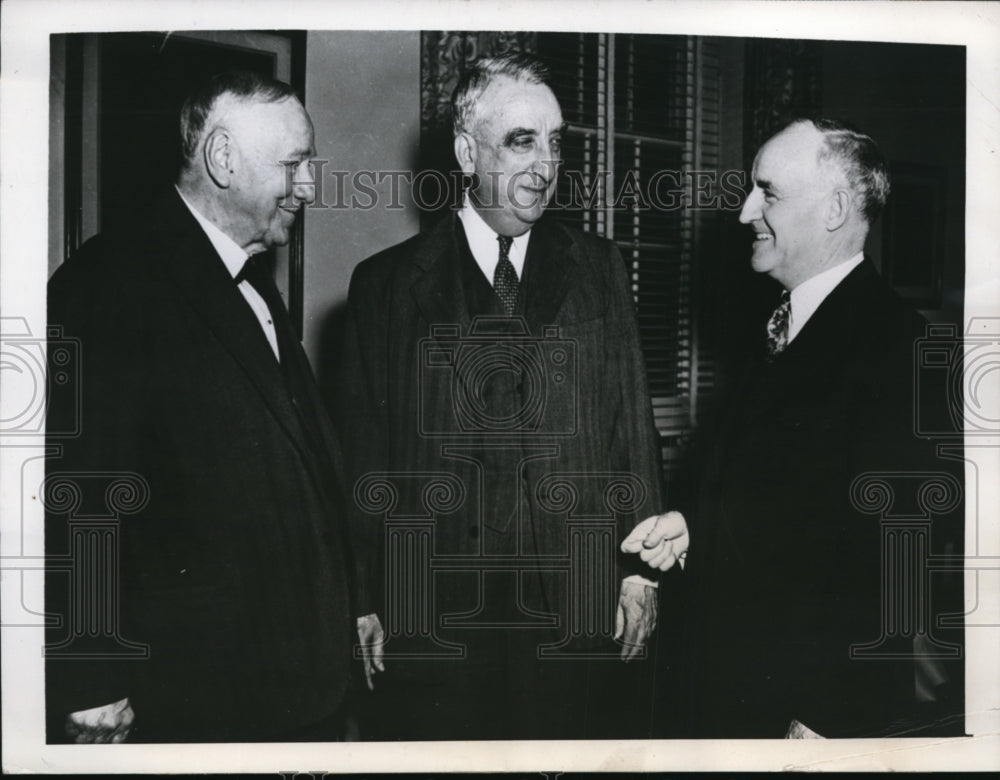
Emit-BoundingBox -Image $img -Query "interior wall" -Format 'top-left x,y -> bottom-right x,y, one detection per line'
706,37 -> 965,405
48,37 -> 66,277
709,37 -> 786,380
820,40 -> 965,323
302,31 -> 422,390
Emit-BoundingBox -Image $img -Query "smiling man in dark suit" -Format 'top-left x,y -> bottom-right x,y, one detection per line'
339,54 -> 663,740
625,118 -> 964,738
46,71 -> 371,743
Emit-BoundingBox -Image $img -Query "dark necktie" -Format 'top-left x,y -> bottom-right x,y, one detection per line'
766,290 -> 792,359
236,254 -> 289,364
493,235 -> 518,316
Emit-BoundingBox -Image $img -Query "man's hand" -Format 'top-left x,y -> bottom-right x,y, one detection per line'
614,579 -> 658,661
620,511 -> 690,572
785,719 -> 825,739
65,697 -> 134,743
356,613 -> 385,691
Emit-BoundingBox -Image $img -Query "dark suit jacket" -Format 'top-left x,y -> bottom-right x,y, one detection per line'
46,190 -> 356,742
338,213 -> 663,675
684,259 -> 964,738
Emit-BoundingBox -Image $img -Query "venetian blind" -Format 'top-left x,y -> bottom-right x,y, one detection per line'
535,33 -> 721,468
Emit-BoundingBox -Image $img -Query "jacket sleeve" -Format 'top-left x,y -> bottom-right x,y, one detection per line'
45,237 -> 146,717
335,262 -> 389,619
602,240 -> 667,578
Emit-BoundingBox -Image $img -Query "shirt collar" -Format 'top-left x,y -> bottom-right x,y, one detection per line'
788,252 -> 865,342
175,185 -> 248,278
457,194 -> 530,281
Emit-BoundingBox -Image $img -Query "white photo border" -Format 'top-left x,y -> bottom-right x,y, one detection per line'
2,0 -> 998,773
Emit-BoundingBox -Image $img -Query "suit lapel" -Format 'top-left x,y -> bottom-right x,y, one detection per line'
708,261 -> 885,539
521,217 -> 577,327
410,213 -> 580,332
410,213 -> 473,330
152,191 -> 314,461
779,259 -> 879,369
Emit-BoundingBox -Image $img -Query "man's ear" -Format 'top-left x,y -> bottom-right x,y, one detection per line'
825,187 -> 852,231
204,127 -> 234,188
453,132 -> 477,177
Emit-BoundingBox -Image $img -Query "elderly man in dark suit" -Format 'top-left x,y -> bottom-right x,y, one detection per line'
46,71 -> 371,743
624,118 -> 964,738
339,54 -> 663,740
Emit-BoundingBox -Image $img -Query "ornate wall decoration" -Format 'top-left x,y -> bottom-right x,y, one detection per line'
421,31 -> 538,132
742,38 -> 823,171
419,31 -> 538,226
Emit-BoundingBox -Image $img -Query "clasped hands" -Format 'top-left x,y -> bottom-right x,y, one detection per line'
620,510 -> 690,572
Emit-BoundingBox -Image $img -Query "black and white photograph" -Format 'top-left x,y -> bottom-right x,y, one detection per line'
2,0 -> 999,773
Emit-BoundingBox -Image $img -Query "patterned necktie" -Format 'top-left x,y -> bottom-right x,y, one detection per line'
493,235 -> 518,316
766,290 -> 792,358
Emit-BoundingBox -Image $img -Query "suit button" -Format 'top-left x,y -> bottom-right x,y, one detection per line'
469,526 -> 479,539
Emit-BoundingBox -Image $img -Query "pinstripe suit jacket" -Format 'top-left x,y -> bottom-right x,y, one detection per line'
338,212 -> 663,675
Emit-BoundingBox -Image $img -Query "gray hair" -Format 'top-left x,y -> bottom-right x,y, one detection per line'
451,53 -> 552,136
790,117 -> 891,224
178,70 -> 297,170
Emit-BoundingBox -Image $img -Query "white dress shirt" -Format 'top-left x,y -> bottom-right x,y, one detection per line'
787,252 -> 865,344
176,187 -> 280,360
457,195 -> 530,283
